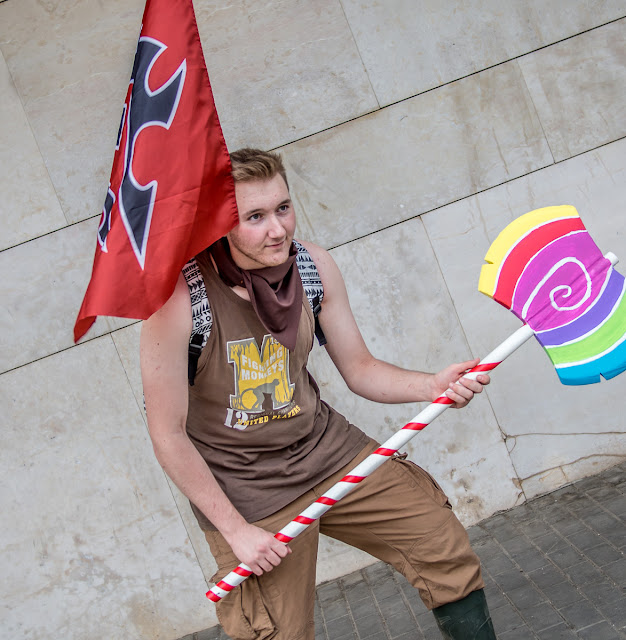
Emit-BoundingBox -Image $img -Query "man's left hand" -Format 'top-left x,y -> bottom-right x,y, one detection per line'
432,358 -> 490,408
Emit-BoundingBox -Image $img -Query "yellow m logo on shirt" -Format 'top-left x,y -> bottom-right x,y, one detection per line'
227,335 -> 295,413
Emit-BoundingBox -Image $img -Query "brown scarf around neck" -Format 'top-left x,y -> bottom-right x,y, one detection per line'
209,237 -> 303,351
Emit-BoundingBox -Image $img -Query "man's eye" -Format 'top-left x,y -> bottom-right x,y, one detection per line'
249,213 -> 261,221
278,204 -> 290,214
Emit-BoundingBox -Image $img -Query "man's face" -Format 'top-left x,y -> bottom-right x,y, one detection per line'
227,173 -> 296,270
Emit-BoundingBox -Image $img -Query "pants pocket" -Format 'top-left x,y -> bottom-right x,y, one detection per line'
215,575 -> 277,640
390,456 -> 451,509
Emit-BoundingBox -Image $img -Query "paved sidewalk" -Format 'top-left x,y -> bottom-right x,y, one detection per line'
183,461 -> 626,639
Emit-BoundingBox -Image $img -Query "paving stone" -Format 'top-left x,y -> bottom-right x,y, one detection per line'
539,580 -> 584,609
468,526 -> 493,544
483,522 -> 521,542
522,601 -> 565,633
585,484 -> 621,501
354,613 -> 386,639
324,614 -> 356,638
415,610 -> 439,633
558,599 -> 604,630
576,476 -> 608,492
491,603 -> 527,634
364,563 -> 393,582
318,581 -> 343,604
422,627 -> 442,640
566,559 -> 606,584
390,632 -> 424,640
345,580 -> 373,606
576,620 -> 623,640
349,596 -> 378,620
506,582 -> 546,611
500,534 -> 535,556
484,583 -> 508,610
499,627 -> 539,639
603,527 -> 626,551
506,504 -> 535,525
585,512 -> 623,536
551,485 -> 580,501
492,568 -> 531,593
342,570 -> 368,587
585,543 -> 624,567
598,598 -> 626,630
528,564 -> 567,591
549,544 -> 584,570
580,579 -> 625,607
371,575 -> 401,602
602,558 -> 626,588
321,596 -> 350,622
536,622 -> 579,639
376,595 -> 415,637
603,496 -> 626,517
481,550 -> 517,576
399,585 -> 428,616
550,515 -> 588,537
566,527 -> 605,551
521,519 -> 555,539
514,548 -> 552,573
533,531 -> 568,554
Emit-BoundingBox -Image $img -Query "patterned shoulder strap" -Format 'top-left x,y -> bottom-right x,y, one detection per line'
182,257 -> 213,385
294,240 -> 326,345
294,240 -> 324,308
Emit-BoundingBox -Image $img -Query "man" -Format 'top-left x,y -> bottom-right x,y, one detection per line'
141,148 -> 496,639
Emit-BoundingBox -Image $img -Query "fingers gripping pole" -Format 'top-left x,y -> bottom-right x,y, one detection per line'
206,323 -> 535,602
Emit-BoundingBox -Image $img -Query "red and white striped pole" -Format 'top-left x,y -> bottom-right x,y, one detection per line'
207,323 -> 535,602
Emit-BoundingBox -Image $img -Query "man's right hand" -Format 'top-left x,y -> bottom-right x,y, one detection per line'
224,523 -> 292,576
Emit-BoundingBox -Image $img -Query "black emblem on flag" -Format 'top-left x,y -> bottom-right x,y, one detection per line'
116,36 -> 186,269
98,186 -> 115,252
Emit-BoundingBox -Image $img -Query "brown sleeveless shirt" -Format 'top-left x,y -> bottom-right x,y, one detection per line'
186,251 -> 368,530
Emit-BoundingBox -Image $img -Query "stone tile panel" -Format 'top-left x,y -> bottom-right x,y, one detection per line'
195,0 -> 378,150
340,0 -> 626,106
284,61 -> 552,249
519,18 -> 626,161
0,50 -> 67,250
0,337 -> 216,639
0,0 -> 144,226
0,218 -> 134,374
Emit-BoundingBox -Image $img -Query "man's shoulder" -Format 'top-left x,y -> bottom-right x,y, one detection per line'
295,240 -> 335,280
142,271 -> 192,343
295,239 -> 327,262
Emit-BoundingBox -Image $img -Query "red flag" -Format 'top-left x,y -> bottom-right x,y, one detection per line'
74,0 -> 238,342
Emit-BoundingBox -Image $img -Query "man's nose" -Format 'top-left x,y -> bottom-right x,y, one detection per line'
267,214 -> 285,237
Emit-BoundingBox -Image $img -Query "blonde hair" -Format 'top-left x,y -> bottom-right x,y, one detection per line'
229,148 -> 289,189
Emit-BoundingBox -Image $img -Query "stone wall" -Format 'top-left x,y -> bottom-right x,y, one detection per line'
1,1 -> 625,638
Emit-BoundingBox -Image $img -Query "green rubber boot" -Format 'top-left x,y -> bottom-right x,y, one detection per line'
432,589 -> 497,639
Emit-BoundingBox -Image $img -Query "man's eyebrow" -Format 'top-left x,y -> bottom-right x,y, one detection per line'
242,198 -> 292,217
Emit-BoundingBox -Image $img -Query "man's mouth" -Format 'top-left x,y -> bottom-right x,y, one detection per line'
266,240 -> 286,249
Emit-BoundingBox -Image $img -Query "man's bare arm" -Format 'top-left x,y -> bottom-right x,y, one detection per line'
140,272 -> 290,574
300,242 -> 489,407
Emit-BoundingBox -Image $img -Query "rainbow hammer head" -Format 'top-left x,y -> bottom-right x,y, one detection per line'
479,205 -> 626,385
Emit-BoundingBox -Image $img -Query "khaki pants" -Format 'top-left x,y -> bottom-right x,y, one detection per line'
205,441 -> 484,640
